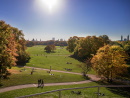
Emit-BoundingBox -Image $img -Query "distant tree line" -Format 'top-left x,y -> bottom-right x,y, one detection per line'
0,20 -> 30,78
67,35 -> 130,82
26,40 -> 67,47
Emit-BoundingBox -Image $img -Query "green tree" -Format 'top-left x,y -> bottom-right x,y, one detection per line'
74,36 -> 104,59
91,45 -> 128,82
99,35 -> 110,45
66,36 -> 79,53
44,45 -> 56,53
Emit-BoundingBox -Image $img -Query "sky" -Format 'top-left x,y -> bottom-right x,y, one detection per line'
0,0 -> 130,41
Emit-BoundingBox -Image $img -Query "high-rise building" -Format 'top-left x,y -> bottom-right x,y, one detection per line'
127,35 -> 129,41
121,35 -> 123,41
121,35 -> 129,41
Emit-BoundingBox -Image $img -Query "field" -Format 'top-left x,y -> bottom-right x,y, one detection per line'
26,45 -> 95,74
0,67 -> 85,88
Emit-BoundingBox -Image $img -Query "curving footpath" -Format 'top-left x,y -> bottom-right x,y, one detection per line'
0,66 -> 100,93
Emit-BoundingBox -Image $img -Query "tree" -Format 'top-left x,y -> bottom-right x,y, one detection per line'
66,36 -> 79,53
91,45 -> 128,82
0,20 -> 30,78
0,21 -> 18,78
78,59 -> 91,79
74,36 -> 105,59
99,35 -> 110,45
44,45 -> 56,53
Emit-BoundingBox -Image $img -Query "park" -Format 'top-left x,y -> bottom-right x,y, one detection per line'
0,0 -> 130,97
0,45 -> 130,98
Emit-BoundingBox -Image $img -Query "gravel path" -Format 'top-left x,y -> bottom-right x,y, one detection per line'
0,66 -> 100,93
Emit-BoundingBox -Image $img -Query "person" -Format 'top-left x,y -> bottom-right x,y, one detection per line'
41,79 -> 44,88
37,79 -> 41,87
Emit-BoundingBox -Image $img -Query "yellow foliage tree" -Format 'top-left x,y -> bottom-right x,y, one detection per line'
91,45 -> 128,82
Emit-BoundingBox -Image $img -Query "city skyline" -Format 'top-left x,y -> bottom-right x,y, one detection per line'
0,0 -> 130,41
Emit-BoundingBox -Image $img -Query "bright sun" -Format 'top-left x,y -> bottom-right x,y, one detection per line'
43,0 -> 58,10
36,0 -> 60,12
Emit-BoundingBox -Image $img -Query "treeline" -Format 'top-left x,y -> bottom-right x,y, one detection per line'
0,20 -> 30,78
67,35 -> 110,60
26,40 -> 67,47
67,35 -> 130,82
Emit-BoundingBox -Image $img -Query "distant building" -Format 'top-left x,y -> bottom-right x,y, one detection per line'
121,35 -> 123,41
52,37 -> 55,41
60,38 -> 63,41
121,35 -> 129,41
127,35 -> 129,41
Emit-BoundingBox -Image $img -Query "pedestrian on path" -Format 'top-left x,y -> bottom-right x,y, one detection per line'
41,79 -> 44,88
37,79 -> 41,87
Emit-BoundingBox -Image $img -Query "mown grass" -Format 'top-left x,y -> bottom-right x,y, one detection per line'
0,67 -> 86,88
26,45 -> 96,74
0,82 -> 129,98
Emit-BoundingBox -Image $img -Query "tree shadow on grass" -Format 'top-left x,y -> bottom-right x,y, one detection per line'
69,54 -> 87,62
45,51 -> 56,53
0,83 -> 3,88
95,80 -> 130,97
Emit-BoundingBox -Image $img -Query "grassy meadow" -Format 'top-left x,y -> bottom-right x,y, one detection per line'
26,45 -> 95,74
0,67 -> 86,88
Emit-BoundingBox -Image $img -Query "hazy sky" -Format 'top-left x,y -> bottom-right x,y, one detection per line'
0,0 -> 130,41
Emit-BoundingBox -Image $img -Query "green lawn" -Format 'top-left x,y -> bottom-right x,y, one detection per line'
26,45 -> 96,74
0,82 -> 129,98
0,67 -> 86,88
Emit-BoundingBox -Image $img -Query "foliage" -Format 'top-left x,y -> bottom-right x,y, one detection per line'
66,36 -> 79,53
44,44 -> 56,53
110,41 -> 130,63
91,45 -> 128,82
26,40 -> 67,47
0,20 -> 30,78
67,35 -> 110,60
99,35 -> 110,45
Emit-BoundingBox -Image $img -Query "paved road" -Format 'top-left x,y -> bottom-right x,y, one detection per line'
0,66 -> 100,93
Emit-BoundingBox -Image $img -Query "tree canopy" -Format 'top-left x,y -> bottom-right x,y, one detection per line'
0,20 -> 30,78
91,45 -> 128,82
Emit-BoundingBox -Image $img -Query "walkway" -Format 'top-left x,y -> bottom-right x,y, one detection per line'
0,66 -> 100,93
0,80 -> 93,93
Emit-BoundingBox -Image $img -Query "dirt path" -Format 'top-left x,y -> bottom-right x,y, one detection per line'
0,66 -> 100,93
25,66 -> 100,81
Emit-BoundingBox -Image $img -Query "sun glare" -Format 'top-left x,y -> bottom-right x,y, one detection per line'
36,0 -> 60,13
43,0 -> 58,10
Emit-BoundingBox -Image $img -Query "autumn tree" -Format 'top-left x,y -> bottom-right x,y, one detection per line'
44,45 -> 56,53
91,45 -> 128,82
0,21 -> 18,78
0,20 -> 30,78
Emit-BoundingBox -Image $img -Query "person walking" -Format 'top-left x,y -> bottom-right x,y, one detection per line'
41,79 -> 44,88
37,79 -> 41,87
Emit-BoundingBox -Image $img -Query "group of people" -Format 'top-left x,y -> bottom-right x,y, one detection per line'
38,79 -> 44,88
